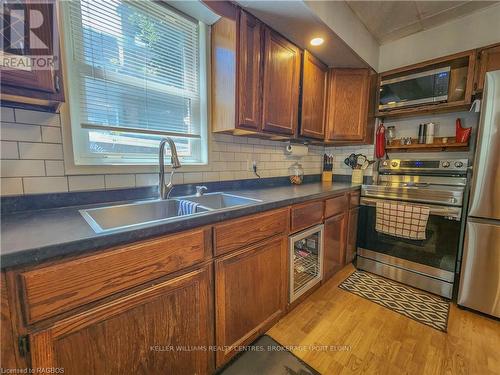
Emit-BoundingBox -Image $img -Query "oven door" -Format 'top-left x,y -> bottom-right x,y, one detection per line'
357,198 -> 462,297
357,197 -> 462,273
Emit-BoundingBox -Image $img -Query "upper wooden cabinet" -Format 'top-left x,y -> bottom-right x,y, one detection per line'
475,44 -> 500,94
212,7 -> 301,139
261,28 -> 301,136
237,10 -> 263,131
300,51 -> 328,139
325,68 -> 375,144
0,1 -> 64,111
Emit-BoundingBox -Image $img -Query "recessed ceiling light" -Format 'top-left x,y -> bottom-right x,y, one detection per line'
310,37 -> 324,46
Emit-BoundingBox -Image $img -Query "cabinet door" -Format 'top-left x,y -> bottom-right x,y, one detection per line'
346,207 -> 360,264
1,1 -> 61,94
1,273 -> 18,369
262,28 -> 301,135
326,69 -> 370,142
237,10 -> 262,131
475,45 -> 500,93
215,236 -> 287,366
28,266 -> 213,375
323,213 -> 347,280
300,51 -> 327,139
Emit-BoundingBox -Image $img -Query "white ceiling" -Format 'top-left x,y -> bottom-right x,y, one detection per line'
236,1 -> 372,69
346,1 -> 498,44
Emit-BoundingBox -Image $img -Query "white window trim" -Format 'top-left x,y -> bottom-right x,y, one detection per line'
59,1 -> 211,175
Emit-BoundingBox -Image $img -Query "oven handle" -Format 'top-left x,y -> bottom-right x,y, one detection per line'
360,197 -> 462,219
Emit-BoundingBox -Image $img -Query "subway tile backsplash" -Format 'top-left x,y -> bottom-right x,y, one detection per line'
1,107 -> 344,196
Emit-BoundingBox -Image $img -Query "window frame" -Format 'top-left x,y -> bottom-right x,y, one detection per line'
60,0 -> 209,168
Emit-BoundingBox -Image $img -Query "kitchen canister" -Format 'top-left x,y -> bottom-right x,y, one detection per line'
425,122 -> 435,144
352,169 -> 364,184
289,162 -> 304,185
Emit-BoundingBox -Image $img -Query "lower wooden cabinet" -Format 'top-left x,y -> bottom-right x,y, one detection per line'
215,235 -> 287,366
323,213 -> 347,280
27,266 -> 213,375
346,207 -> 360,264
1,273 -> 18,369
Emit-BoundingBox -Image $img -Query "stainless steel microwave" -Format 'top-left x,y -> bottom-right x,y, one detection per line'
379,67 -> 450,110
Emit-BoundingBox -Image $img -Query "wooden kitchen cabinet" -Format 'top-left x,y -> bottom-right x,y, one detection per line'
18,227 -> 211,324
213,208 -> 289,256
261,28 -> 301,136
346,207 -> 360,264
215,235 -> 287,366
27,266 -> 213,375
475,44 -> 500,93
1,1 -> 64,111
237,10 -> 263,131
1,273 -> 19,370
325,68 -> 374,144
290,200 -> 324,233
323,213 -> 348,280
212,6 -> 300,139
299,51 -> 328,139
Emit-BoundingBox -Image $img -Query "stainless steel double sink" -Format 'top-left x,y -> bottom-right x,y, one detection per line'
80,193 -> 261,233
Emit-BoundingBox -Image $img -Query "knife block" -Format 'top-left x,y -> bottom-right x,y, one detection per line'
322,171 -> 332,182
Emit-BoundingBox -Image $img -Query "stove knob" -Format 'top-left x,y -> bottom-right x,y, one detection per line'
382,161 -> 388,166
391,161 -> 398,168
442,161 -> 450,168
455,161 -> 464,168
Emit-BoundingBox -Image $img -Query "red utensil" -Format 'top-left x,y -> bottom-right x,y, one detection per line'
456,118 -> 472,143
376,122 -> 386,158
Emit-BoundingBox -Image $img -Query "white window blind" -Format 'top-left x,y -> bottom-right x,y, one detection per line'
63,0 -> 208,165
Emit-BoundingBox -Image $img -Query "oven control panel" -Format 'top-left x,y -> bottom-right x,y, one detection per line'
380,159 -> 468,172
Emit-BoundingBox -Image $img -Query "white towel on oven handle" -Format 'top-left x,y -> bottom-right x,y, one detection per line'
375,201 -> 430,240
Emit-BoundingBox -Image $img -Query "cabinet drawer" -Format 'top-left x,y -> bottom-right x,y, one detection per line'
290,201 -> 324,233
350,191 -> 360,207
325,194 -> 348,218
19,228 -> 211,324
214,208 -> 289,256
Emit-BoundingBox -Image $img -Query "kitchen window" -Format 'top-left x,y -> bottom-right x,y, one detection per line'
62,0 -> 208,166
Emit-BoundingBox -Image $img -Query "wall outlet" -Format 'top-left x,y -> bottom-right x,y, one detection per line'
247,160 -> 257,172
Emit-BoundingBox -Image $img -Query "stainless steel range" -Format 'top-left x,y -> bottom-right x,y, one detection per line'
357,158 -> 468,298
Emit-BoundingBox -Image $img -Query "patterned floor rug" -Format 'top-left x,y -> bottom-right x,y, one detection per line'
339,271 -> 450,332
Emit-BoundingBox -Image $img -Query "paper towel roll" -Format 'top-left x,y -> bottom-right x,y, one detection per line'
285,144 -> 308,156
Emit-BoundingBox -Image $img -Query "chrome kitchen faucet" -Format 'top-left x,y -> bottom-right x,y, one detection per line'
158,137 -> 181,200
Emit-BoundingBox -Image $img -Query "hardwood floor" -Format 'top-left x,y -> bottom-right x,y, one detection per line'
268,264 -> 500,375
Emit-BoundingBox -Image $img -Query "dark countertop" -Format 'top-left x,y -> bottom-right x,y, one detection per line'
1,182 -> 360,269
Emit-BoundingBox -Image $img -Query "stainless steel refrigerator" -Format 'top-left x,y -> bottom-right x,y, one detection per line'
458,70 -> 500,318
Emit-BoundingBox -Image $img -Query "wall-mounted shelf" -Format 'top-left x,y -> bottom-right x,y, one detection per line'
376,102 -> 471,119
386,137 -> 469,152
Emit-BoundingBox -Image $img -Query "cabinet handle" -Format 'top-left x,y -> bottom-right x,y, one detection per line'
55,74 -> 61,93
